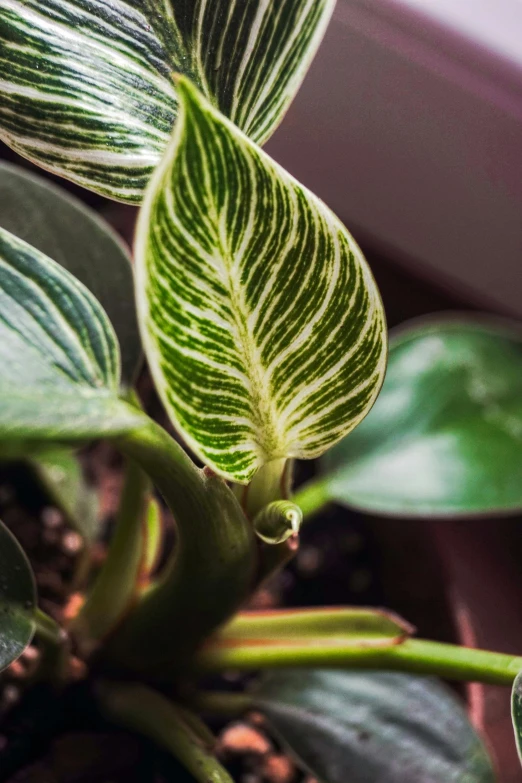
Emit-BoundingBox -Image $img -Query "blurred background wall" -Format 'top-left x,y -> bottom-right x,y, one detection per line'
266,0 -> 522,317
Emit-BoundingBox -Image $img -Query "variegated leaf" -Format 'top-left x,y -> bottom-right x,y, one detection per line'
136,78 -> 386,483
0,0 -> 336,202
0,227 -> 144,444
0,162 -> 141,384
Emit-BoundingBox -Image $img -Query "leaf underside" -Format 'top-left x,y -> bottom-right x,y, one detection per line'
0,519 -> 36,671
0,227 -> 143,443
256,670 -> 495,783
322,318 -> 522,517
0,162 -> 141,384
0,0 -> 336,202
136,78 -> 386,483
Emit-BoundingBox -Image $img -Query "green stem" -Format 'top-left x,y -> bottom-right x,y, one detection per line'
194,637 -> 522,686
72,458 -> 149,652
245,458 -> 288,518
103,418 -> 257,673
98,683 -> 234,783
34,609 -> 69,682
292,476 -> 331,520
34,608 -> 66,646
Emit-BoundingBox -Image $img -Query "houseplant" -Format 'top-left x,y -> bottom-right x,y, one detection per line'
0,1 -> 522,780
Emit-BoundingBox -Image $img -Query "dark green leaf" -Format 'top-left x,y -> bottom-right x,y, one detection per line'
0,518 -> 36,671
0,0 -> 335,202
0,227 -> 144,444
322,318 -> 522,517
256,670 -> 496,783
0,162 -> 141,384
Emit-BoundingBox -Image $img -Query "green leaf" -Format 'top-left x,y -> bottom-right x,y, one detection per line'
511,670 -> 522,766
0,518 -> 36,671
30,449 -> 99,542
0,227 -> 144,444
256,670 -> 496,783
0,162 -> 141,384
321,317 -> 522,517
136,78 -> 386,483
0,0 -> 335,202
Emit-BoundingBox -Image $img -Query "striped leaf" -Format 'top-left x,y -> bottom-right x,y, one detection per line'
0,0 -> 336,202
0,227 -> 144,445
256,671 -> 495,783
0,162 -> 141,384
136,78 -> 386,483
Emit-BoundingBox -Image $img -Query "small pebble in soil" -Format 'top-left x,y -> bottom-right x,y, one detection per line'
261,753 -> 296,783
219,723 -> 272,757
61,531 -> 83,555
247,712 -> 266,728
66,656 -> 88,682
6,661 -> 26,680
63,592 -> 85,622
21,646 -> 40,664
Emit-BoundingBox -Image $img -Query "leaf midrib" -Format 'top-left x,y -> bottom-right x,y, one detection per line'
217,234 -> 283,462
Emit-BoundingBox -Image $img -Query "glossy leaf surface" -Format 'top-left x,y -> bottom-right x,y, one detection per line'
0,227 -> 144,443
0,0 -> 335,202
0,163 -> 141,383
31,449 -> 99,542
322,318 -> 522,517
256,670 -> 495,783
0,519 -> 36,671
137,78 -> 386,483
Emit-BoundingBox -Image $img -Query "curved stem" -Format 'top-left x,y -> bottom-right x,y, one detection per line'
98,683 -> 234,783
34,608 -> 65,646
72,458 -> 150,651
103,418 -> 257,673
194,637 -> 522,686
